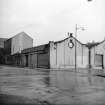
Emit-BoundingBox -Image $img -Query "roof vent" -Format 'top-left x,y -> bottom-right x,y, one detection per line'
70,33 -> 73,37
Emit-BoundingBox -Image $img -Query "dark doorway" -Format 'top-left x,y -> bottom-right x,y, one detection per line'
102,55 -> 104,69
37,53 -> 49,68
26,55 -> 28,67
95,54 -> 104,69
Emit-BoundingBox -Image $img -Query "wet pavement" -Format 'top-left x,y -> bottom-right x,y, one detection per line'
0,66 -> 105,105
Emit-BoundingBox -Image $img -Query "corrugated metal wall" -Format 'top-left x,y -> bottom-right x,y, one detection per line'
50,36 -> 89,69
37,53 -> 49,68
21,53 -> 49,68
90,41 -> 105,69
21,44 -> 50,68
29,53 -> 37,68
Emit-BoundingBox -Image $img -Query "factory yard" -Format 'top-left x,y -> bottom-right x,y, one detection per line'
0,66 -> 105,105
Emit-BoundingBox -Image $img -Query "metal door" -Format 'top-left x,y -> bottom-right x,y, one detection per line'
95,54 -> 103,68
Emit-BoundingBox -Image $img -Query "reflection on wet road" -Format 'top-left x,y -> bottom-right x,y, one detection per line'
0,66 -> 105,105
49,71 -> 105,92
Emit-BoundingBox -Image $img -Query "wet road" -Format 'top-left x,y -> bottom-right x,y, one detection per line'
0,66 -> 105,105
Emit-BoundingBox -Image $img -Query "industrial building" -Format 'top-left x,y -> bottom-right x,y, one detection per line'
4,32 -> 33,55
50,34 -> 89,69
2,31 -> 105,71
21,44 -> 49,68
19,34 -> 89,69
4,32 -> 33,65
89,39 -> 105,69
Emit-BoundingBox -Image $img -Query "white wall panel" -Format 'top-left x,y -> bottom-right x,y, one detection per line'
50,37 -> 89,69
11,32 -> 33,55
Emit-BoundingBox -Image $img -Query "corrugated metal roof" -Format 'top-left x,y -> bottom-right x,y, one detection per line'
21,43 -> 49,54
0,38 -> 8,41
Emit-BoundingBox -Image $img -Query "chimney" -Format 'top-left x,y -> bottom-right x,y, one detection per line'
70,33 -> 73,37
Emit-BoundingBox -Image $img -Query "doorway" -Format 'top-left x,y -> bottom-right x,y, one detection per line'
26,55 -> 28,67
95,54 -> 104,69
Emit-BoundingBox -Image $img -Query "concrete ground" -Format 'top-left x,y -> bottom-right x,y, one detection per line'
0,65 -> 105,105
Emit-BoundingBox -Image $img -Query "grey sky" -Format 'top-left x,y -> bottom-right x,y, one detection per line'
0,0 -> 105,46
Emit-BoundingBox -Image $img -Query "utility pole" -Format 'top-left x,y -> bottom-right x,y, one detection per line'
74,24 -> 85,72
75,24 -> 77,72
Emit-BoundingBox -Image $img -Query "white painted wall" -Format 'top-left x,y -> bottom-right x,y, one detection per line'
50,37 -> 89,69
11,32 -> 33,55
50,41 -> 57,68
21,32 -> 33,51
11,34 -> 21,55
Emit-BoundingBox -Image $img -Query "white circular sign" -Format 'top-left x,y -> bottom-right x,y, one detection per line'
68,41 -> 74,48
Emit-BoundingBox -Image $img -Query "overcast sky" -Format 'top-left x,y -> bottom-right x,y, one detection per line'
0,0 -> 105,46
